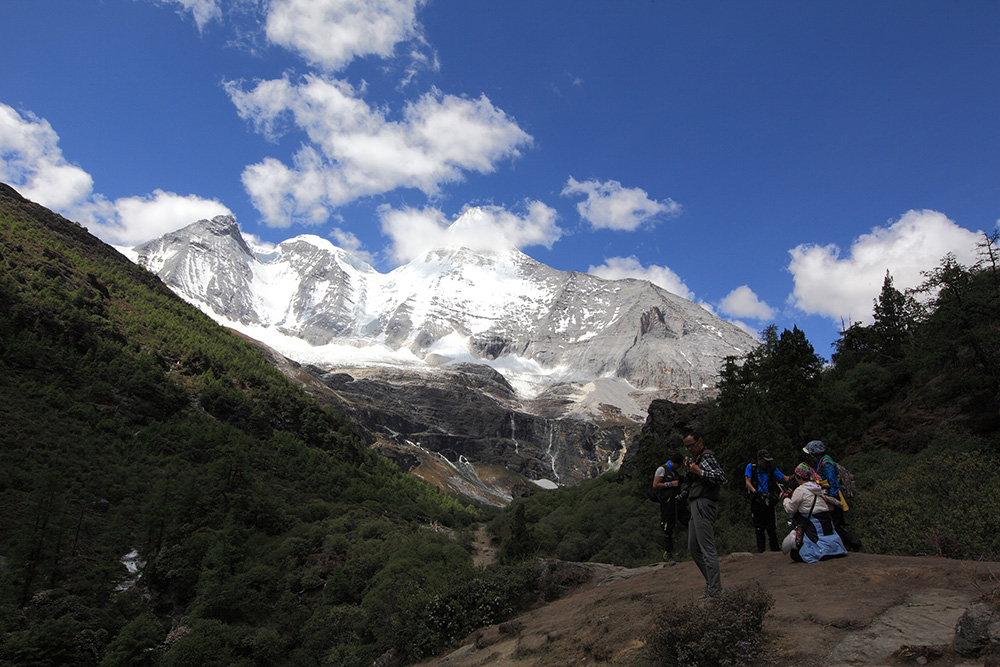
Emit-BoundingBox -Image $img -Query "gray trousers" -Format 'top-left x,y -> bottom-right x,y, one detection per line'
688,496 -> 722,596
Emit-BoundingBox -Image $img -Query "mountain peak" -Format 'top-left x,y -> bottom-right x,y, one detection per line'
133,214 -> 757,403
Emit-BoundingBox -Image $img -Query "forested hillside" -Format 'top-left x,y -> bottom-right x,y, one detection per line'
490,236 -> 1000,567
0,183 -> 542,666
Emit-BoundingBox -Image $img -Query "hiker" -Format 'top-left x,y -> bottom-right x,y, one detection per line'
683,431 -> 727,599
780,463 -> 847,563
744,449 -> 791,553
652,453 -> 688,564
803,440 -> 863,551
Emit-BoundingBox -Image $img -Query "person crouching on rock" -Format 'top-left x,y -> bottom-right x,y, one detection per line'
780,463 -> 847,563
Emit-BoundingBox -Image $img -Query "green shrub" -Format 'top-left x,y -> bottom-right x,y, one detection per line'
391,562 -> 540,663
1,614 -> 87,667
100,614 -> 162,667
848,434 -> 1000,559
650,583 -> 774,667
157,619 -> 235,667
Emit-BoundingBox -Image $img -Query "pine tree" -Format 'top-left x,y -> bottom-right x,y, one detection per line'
871,271 -> 917,362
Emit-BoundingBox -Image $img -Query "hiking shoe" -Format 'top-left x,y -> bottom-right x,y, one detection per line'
662,552 -> 677,565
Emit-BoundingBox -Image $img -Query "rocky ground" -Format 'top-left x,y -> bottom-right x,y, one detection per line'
416,550 -> 1000,667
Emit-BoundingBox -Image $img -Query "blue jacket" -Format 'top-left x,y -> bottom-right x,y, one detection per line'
815,455 -> 840,497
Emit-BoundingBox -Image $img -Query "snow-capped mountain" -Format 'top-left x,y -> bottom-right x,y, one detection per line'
131,208 -> 756,404
129,208 -> 756,499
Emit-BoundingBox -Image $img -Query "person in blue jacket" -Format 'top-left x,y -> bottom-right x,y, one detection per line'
744,449 -> 791,552
804,440 -> 863,551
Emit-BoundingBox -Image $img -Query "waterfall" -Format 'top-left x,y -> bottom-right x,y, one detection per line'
510,414 -> 519,454
545,421 -> 561,482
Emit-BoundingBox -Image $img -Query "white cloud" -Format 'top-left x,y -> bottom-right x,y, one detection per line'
227,75 -> 532,227
379,202 -> 561,265
587,255 -> 694,300
562,176 -> 681,231
0,102 -> 229,246
265,0 -> 425,72
0,103 -> 98,212
379,206 -> 449,263
788,210 -> 985,324
103,190 -> 232,246
329,227 -> 375,263
160,0 -> 222,31
718,285 -> 775,321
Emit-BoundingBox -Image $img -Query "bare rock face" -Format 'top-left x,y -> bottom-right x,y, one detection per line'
304,363 -> 633,497
617,399 -> 709,482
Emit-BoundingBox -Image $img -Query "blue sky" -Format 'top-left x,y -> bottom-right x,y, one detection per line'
1,0 -> 998,359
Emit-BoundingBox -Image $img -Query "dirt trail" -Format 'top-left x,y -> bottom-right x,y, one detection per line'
416,552 -> 998,667
472,524 -> 495,568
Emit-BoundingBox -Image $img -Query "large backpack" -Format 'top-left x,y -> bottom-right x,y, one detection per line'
819,454 -> 855,499
836,462 -> 856,498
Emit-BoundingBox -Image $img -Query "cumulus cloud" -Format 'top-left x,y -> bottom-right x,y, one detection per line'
562,177 -> 681,231
587,255 -> 695,300
718,285 -> 775,321
0,103 -> 229,246
227,75 -> 532,227
379,202 -> 561,265
160,0 -> 222,31
103,191 -> 232,246
265,0 -> 425,72
0,103 -> 101,213
788,210 -> 985,324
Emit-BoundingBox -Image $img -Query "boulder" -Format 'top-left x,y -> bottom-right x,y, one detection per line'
954,602 -> 999,656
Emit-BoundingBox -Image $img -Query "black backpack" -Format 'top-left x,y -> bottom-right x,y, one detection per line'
648,462 -> 680,502
646,484 -> 661,503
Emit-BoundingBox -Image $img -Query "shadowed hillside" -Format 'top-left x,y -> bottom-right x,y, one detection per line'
0,183 -> 545,666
